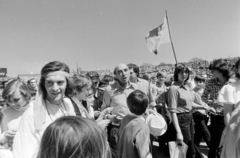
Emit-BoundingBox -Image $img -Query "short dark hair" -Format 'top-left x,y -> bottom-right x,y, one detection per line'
194,75 -> 206,82
127,63 -> 140,77
127,90 -> 149,115
173,63 -> 190,82
209,59 -> 232,80
235,58 -> 240,79
141,74 -> 149,81
39,61 -> 72,99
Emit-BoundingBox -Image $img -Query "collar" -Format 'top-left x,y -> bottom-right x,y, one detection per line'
116,81 -> 136,89
173,81 -> 187,90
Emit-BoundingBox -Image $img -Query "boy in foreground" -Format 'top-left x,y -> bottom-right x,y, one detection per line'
117,90 -> 152,158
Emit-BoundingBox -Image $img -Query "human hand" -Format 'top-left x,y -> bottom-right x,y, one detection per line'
176,132 -> 184,146
97,119 -> 111,130
104,114 -> 117,122
207,107 -> 216,114
4,130 -> 16,140
94,111 -> 101,118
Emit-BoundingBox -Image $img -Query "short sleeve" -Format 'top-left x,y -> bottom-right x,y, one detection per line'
135,129 -> 152,158
167,86 -> 179,110
218,84 -> 236,105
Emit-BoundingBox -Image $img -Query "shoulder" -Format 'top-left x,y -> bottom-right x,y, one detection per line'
169,85 -> 179,92
1,106 -> 13,116
63,97 -> 72,105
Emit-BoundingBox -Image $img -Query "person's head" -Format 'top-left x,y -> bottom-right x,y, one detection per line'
194,75 -> 206,89
235,58 -> 240,79
37,116 -> 111,158
209,59 -> 232,81
173,63 -> 190,83
127,90 -> 149,116
127,63 -> 140,82
150,76 -> 156,84
27,78 -> 38,91
86,71 -> 100,88
71,74 -> 92,101
39,61 -> 72,105
102,75 -> 114,85
157,72 -> 167,85
142,74 -> 149,81
2,79 -> 31,110
114,63 -> 130,85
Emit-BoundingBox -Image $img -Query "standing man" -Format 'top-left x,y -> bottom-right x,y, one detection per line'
101,63 -> 137,157
27,78 -> 38,100
127,63 -> 155,106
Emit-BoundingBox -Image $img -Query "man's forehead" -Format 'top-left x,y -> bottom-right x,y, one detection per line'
115,64 -> 128,71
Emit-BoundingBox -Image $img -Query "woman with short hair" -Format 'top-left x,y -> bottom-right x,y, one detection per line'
201,59 -> 232,158
168,63 -> 212,158
217,58 -> 240,158
0,79 -> 32,149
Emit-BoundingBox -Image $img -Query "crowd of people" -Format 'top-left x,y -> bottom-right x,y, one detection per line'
0,58 -> 239,158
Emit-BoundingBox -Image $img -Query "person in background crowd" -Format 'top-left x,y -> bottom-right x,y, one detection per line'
127,63 -> 155,106
69,74 -> 94,118
86,71 -> 103,113
192,75 -> 211,148
201,59 -> 232,158
141,73 -> 150,81
217,58 -> 240,158
101,63 -> 137,157
69,74 -> 111,130
37,116 -> 112,158
168,63 -> 213,158
13,61 -> 76,158
156,72 -> 168,97
117,90 -> 152,158
27,78 -> 38,100
150,75 -> 157,85
0,79 -> 32,149
102,74 -> 114,85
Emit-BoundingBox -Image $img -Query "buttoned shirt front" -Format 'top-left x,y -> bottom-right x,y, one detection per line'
101,81 -> 137,118
168,82 -> 194,113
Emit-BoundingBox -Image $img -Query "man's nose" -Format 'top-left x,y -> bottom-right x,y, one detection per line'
52,83 -> 59,91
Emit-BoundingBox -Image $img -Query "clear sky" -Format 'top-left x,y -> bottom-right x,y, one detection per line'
0,0 -> 239,77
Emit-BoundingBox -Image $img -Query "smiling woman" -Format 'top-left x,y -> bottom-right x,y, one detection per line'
12,61 -> 76,158
0,79 -> 32,149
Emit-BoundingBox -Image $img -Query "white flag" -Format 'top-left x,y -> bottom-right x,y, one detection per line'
145,16 -> 171,55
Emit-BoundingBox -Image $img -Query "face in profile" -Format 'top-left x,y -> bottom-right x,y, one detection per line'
211,69 -> 223,80
7,90 -> 29,110
44,75 -> 67,104
129,68 -> 137,82
75,86 -> 91,101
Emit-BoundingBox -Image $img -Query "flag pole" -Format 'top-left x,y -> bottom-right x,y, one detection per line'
165,10 -> 178,64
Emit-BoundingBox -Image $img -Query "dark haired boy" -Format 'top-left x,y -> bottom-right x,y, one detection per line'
117,90 -> 152,158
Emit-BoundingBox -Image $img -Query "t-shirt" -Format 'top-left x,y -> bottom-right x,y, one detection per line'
117,115 -> 152,158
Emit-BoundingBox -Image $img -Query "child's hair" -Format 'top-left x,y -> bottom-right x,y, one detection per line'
70,74 -> 92,96
37,116 -> 111,158
194,75 -> 206,82
2,79 -> 31,104
127,90 -> 149,115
